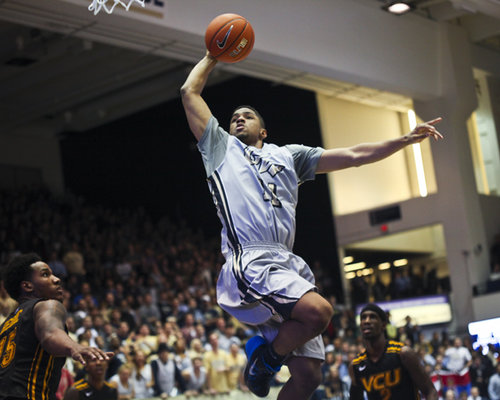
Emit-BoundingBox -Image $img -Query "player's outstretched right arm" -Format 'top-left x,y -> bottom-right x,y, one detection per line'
180,52 -> 218,141
34,299 -> 113,365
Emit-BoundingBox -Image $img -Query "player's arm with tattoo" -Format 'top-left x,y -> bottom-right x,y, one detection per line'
34,299 -> 113,364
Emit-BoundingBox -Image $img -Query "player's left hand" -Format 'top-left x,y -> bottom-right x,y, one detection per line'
408,117 -> 444,143
72,345 -> 114,365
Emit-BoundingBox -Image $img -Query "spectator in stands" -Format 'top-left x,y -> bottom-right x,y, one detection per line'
131,323 -> 158,357
445,388 -> 458,400
180,312 -> 197,344
63,242 -> 86,277
350,275 -> 369,305
187,297 -> 205,324
385,311 -> 398,340
324,365 -> 349,400
116,321 -> 131,346
110,363 -> 135,400
73,282 -> 98,308
173,337 -> 192,372
137,292 -> 161,328
410,265 -> 426,297
227,342 -> 247,391
321,350 -> 337,382
417,345 -> 437,368
392,270 -> 411,299
47,250 -> 68,279
99,291 -> 117,321
470,352 -> 492,398
204,332 -> 230,394
119,299 -> 137,333
468,385 -> 483,400
183,356 -> 208,396
115,256 -> 133,282
151,343 -> 186,398
430,331 -> 442,357
105,335 -> 124,379
371,275 -> 387,302
188,338 -> 205,360
159,319 -> 179,349
218,321 -> 241,352
75,316 -> 99,347
404,315 -> 417,346
489,363 -> 500,400
130,349 -> 154,399
445,337 -> 472,373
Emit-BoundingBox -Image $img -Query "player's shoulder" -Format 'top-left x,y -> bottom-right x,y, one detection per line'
352,351 -> 367,366
72,378 -> 90,391
33,298 -> 66,319
386,340 -> 405,353
33,298 -> 64,311
104,380 -> 118,391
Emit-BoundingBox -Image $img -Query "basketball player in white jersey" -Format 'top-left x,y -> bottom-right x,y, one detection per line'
180,51 -> 443,400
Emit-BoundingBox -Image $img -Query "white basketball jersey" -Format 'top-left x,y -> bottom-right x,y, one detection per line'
198,117 -> 324,258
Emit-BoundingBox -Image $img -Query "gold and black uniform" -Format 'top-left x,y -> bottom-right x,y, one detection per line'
0,298 -> 65,400
71,379 -> 118,400
352,340 -> 420,400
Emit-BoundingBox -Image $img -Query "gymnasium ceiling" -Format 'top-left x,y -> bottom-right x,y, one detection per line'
0,0 -> 499,134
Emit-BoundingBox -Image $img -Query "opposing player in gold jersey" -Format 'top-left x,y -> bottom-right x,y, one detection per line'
349,303 -> 437,400
0,253 -> 112,400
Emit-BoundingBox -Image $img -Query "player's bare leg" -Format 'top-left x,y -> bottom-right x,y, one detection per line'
278,356 -> 323,400
273,291 -> 333,355
244,291 -> 332,397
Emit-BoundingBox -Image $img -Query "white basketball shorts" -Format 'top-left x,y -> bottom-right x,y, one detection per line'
216,242 -> 325,361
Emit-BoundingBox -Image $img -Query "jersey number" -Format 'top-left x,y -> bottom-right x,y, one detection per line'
259,179 -> 282,207
0,327 -> 17,368
380,388 -> 391,400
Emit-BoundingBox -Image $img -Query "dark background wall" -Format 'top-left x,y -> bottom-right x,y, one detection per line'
60,76 -> 342,297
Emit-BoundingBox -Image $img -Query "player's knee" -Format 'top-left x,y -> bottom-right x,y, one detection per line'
309,301 -> 333,333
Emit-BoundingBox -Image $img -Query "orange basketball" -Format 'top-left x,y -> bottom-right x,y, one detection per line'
205,13 -> 255,63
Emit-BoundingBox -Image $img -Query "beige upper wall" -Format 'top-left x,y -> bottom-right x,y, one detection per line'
317,95 -> 412,215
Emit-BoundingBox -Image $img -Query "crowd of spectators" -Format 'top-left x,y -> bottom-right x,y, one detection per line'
1,186 -> 499,400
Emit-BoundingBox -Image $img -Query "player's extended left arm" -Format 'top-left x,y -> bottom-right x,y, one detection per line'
400,347 -> 438,400
316,117 -> 443,173
34,299 -> 112,364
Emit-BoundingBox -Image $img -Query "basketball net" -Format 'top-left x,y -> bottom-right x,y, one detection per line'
88,0 -> 145,15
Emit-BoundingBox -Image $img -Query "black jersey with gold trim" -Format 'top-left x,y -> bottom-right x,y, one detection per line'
0,298 -> 66,400
71,379 -> 118,400
352,340 -> 420,400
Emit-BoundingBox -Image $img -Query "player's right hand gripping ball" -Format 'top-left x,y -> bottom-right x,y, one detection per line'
205,13 -> 255,63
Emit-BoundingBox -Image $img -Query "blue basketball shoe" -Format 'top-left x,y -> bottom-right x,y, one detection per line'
244,336 -> 281,398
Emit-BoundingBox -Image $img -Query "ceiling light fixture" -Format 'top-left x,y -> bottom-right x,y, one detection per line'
343,256 -> 354,264
382,1 -> 414,15
344,262 -> 366,272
